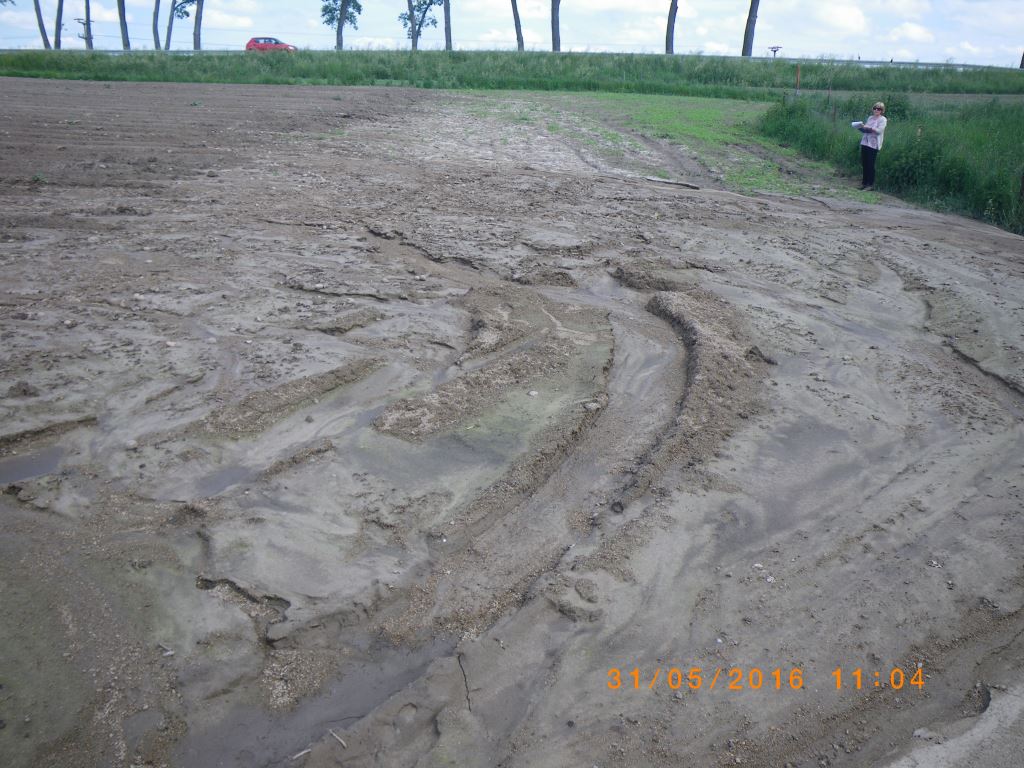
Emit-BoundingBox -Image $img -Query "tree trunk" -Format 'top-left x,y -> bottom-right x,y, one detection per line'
84,0 -> 93,49
665,0 -> 678,55
193,0 -> 204,50
33,0 -> 51,49
152,0 -> 162,49
1020,50 -> 1023,69
406,0 -> 418,50
335,0 -> 348,50
741,0 -> 760,57
164,2 -> 175,50
416,5 -> 432,49
54,0 -> 64,49
443,0 -> 452,51
551,0 -> 560,52
511,0 -> 524,52
117,0 -> 130,49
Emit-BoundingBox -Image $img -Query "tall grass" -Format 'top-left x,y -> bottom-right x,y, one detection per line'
760,95 -> 1024,233
1,49 -> 1022,96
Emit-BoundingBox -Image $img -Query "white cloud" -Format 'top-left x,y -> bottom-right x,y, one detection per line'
204,10 -> 253,31
701,40 -> 731,55
516,0 -> 548,23
888,22 -> 934,42
477,26 -> 545,47
679,3 -> 699,20
575,0 -> 671,13
0,10 -> 38,32
883,0 -> 932,17
813,5 -> 868,35
350,36 -> 406,50
216,0 -> 261,12
91,2 -> 126,24
620,17 -> 665,43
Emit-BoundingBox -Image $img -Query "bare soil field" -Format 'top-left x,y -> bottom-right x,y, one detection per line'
1,77 -> 1023,768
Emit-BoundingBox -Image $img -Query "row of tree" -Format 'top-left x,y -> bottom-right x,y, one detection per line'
16,0 -> 763,58
17,0 -> 205,51
327,1 -> 761,56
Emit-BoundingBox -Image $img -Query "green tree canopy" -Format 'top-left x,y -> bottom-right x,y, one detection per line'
321,0 -> 362,31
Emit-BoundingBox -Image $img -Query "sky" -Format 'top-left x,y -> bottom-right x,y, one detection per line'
2,0 -> 1022,68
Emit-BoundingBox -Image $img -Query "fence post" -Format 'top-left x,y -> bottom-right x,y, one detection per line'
796,63 -> 801,95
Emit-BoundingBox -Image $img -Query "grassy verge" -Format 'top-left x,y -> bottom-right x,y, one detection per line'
760,95 -> 1024,233
1,49 -> 1022,96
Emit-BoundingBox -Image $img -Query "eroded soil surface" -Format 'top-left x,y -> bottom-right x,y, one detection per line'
2,77 -> 1024,768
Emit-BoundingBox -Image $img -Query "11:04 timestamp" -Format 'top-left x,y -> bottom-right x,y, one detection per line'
833,666 -> 925,690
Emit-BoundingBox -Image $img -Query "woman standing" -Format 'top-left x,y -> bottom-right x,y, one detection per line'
858,102 -> 887,191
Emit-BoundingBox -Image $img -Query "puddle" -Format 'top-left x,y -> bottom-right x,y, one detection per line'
0,445 -> 65,484
175,638 -> 456,768
193,465 -> 257,497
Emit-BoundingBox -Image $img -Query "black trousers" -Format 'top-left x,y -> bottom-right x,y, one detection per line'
861,145 -> 879,187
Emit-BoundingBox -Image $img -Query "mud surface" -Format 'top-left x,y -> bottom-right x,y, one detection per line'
2,77 -> 1023,768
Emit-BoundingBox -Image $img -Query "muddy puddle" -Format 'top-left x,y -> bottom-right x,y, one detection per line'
0,444 -> 64,484
175,639 -> 455,768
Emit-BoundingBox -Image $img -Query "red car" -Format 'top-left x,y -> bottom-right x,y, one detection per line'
245,37 -> 297,52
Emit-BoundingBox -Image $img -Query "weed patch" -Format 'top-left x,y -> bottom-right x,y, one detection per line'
760,96 -> 1024,233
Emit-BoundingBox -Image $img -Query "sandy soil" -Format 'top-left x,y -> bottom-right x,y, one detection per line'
1,77 -> 1023,768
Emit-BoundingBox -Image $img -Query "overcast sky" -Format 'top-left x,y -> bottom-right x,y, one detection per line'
2,0 -> 1021,68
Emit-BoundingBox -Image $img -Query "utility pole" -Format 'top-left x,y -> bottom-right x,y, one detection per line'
76,15 -> 94,50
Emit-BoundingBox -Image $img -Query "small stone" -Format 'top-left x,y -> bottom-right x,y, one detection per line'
584,401 -> 602,412
528,390 -> 539,397
6,381 -> 39,397
574,578 -> 599,603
